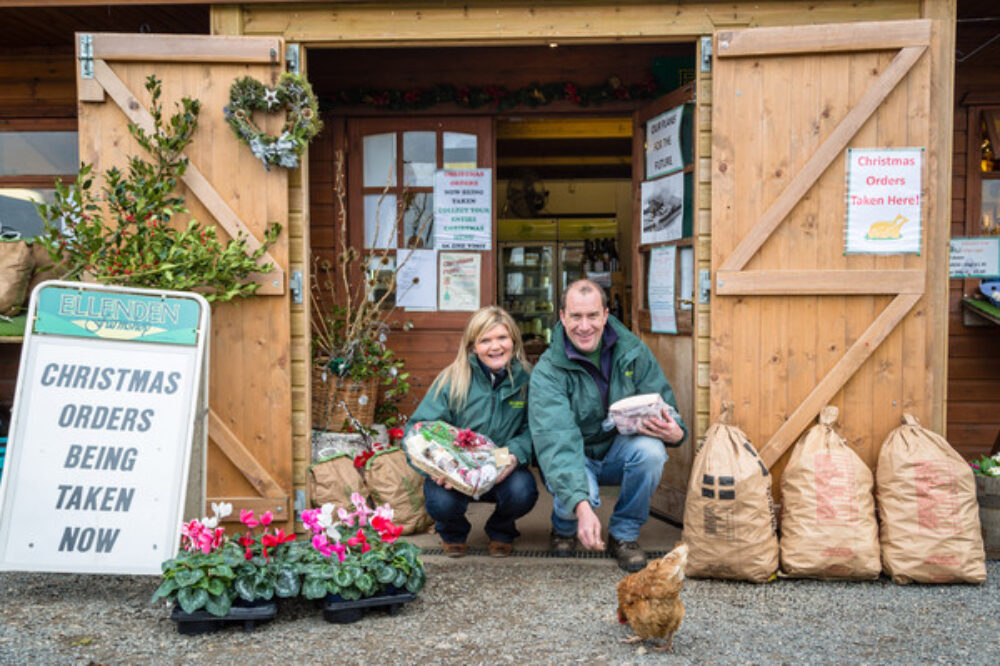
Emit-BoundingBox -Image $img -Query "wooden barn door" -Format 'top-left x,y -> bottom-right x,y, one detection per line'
710,19 -> 946,496
633,84 -> 697,524
76,33 -> 292,525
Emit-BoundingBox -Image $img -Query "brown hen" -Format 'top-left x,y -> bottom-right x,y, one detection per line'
616,542 -> 689,652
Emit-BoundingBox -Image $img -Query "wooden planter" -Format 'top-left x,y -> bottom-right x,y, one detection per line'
976,475 -> 1000,560
312,366 -> 377,431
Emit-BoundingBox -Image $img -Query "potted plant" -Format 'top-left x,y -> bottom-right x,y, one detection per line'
310,151 -> 423,431
151,503 -> 281,633
230,508 -> 300,603
970,452 -> 1000,558
35,75 -> 280,302
297,493 -> 425,623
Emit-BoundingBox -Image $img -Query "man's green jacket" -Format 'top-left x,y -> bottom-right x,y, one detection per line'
406,354 -> 532,465
528,315 -> 687,511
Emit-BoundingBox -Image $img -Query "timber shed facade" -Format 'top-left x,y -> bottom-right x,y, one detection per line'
0,0 -> 997,528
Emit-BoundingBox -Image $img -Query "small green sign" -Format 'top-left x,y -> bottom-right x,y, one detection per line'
34,286 -> 201,345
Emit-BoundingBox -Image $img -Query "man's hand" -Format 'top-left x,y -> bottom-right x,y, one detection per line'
575,501 -> 605,550
495,457 -> 518,484
639,407 -> 684,444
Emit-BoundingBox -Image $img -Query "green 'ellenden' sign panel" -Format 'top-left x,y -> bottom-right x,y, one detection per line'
34,287 -> 201,345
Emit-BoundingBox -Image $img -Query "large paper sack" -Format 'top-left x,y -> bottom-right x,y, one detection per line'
877,414 -> 986,584
780,406 -> 880,579
308,453 -> 366,509
0,240 -> 33,316
682,404 -> 779,582
366,448 -> 433,535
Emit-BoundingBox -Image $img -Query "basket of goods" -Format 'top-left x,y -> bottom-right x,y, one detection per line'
604,393 -> 680,434
403,421 -> 512,498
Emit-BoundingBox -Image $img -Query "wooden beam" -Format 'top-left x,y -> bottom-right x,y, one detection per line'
208,409 -> 286,499
758,292 -> 922,467
715,270 -> 925,295
716,19 -> 930,57
90,58 -> 285,293
90,32 -> 281,64
497,117 -> 632,140
720,44 -> 926,272
498,155 -> 631,167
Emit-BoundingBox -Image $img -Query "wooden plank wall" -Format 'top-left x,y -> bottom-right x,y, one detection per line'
948,55 -> 1000,458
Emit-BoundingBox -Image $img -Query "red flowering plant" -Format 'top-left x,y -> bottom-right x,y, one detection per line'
151,502 -> 244,617
296,493 -> 425,601
230,509 -> 301,603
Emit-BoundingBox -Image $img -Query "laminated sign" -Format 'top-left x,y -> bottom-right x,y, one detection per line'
0,281 -> 209,575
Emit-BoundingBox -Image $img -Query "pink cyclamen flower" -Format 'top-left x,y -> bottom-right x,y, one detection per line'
240,509 -> 260,529
302,508 -> 322,533
312,534 -> 334,557
337,506 -> 355,527
260,511 -> 274,527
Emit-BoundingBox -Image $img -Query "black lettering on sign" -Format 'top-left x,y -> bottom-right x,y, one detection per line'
58,526 -> 121,553
55,484 -> 135,512
64,445 -> 138,471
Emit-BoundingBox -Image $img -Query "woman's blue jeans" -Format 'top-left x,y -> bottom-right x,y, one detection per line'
423,465 -> 539,544
545,433 -> 668,542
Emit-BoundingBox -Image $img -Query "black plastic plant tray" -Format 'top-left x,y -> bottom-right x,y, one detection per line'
171,601 -> 278,634
322,591 -> 417,624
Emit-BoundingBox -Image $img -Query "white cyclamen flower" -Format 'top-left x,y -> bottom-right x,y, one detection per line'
212,501 -> 233,519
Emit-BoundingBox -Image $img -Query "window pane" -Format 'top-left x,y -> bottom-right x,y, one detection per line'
364,193 -> 398,248
403,192 -> 434,248
0,188 -> 56,239
363,133 -> 396,187
443,132 -> 477,168
0,132 -> 78,176
368,255 -> 396,309
403,131 -> 436,186
982,179 -> 1000,235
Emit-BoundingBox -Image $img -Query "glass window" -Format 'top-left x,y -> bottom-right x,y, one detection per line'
443,132 -> 477,168
0,132 -> 78,176
403,131 -> 436,186
363,133 -> 396,187
364,193 -> 398,249
367,255 -> 397,308
403,192 -> 434,248
0,188 -> 56,239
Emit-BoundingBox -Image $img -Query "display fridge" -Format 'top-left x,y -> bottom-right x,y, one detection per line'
498,242 -> 557,346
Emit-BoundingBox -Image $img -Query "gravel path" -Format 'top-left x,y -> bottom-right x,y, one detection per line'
0,557 -> 997,665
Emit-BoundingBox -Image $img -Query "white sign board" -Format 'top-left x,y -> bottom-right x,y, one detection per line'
645,105 -> 685,180
641,171 -> 684,245
0,282 -> 209,575
950,237 -> 1000,278
649,245 -> 678,334
433,169 -> 492,250
845,147 -> 923,254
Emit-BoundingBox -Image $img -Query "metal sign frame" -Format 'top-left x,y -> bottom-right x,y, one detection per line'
0,281 -> 210,575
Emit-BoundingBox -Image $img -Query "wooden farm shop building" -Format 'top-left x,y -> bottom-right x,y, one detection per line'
1,0 -> 997,528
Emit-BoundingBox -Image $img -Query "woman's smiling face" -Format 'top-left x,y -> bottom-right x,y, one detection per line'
473,323 -> 514,372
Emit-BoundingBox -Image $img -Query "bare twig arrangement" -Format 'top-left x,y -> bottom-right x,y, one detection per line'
311,150 -> 430,378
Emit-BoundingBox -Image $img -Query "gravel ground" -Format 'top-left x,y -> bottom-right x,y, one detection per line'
0,557 -> 997,665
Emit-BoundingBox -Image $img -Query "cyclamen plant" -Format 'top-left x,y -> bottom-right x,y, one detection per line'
231,509 -> 300,602
970,453 -> 1000,477
297,494 -> 424,601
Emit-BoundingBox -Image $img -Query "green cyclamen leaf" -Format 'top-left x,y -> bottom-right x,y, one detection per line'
177,586 -> 209,614
204,593 -> 232,618
150,577 -> 178,602
302,577 -> 327,600
333,568 -> 354,587
206,576 -> 226,597
235,577 -> 256,601
376,565 -> 397,585
392,569 -> 408,590
174,568 -> 206,587
275,568 -> 301,598
406,569 -> 425,594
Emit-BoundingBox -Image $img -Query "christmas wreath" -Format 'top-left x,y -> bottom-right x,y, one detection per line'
225,72 -> 323,170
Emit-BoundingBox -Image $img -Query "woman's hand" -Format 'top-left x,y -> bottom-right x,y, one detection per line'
495,457 -> 518,484
433,475 -> 453,491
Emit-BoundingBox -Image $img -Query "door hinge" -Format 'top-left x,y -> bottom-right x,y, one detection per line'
290,269 -> 303,304
79,34 -> 94,79
286,44 -> 300,74
700,36 -> 713,73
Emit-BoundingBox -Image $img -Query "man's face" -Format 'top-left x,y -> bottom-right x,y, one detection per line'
560,288 -> 608,353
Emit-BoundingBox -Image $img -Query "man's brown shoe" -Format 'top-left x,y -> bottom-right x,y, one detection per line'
442,542 -> 467,558
488,541 -> 513,558
609,536 -> 647,572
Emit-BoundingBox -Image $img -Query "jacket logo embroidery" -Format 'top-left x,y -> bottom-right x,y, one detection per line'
625,370 -> 634,377
508,400 -> 525,409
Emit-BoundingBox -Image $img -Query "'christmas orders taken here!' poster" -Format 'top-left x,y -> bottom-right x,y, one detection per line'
846,147 -> 922,254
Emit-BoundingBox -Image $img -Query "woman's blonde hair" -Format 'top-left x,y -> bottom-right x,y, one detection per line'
432,305 -> 529,410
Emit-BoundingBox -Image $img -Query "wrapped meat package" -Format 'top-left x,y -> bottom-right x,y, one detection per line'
403,421 -> 512,498
604,393 -> 679,435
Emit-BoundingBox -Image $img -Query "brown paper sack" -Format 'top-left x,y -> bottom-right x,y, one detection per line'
682,403 -> 779,582
308,454 -> 366,509
365,448 -> 433,535
0,240 -> 34,316
780,406 -> 881,579
876,414 -> 986,584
